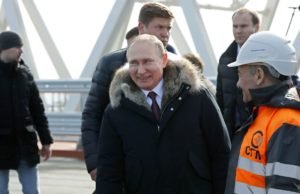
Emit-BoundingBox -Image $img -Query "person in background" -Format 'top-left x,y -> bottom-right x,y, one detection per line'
216,8 -> 260,138
166,41 -> 177,54
96,34 -> 230,194
225,31 -> 300,194
126,26 -> 177,53
0,31 -> 53,194
125,26 -> 139,46
183,52 -> 216,96
81,1 -> 175,189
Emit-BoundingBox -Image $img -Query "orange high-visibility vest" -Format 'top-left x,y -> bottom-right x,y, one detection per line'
234,106 -> 300,194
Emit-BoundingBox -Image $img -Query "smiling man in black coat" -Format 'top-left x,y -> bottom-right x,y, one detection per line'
81,2 -> 177,185
95,34 -> 231,194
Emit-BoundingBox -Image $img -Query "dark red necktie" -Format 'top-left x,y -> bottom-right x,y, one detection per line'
148,91 -> 161,122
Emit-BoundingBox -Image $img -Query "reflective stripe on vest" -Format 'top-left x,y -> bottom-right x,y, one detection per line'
234,182 -> 266,194
267,189 -> 300,194
235,182 -> 300,194
234,106 -> 300,193
266,162 -> 300,180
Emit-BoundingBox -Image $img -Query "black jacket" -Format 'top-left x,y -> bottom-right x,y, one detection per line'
96,59 -> 231,194
81,47 -> 177,172
216,41 -> 249,138
81,48 -> 127,172
0,60 -> 53,169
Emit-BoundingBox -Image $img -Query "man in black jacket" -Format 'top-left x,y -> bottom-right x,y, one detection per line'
81,2 -> 176,184
216,8 -> 260,138
96,34 -> 230,194
0,31 -> 53,194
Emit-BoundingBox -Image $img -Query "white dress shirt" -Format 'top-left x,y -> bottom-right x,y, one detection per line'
142,79 -> 164,108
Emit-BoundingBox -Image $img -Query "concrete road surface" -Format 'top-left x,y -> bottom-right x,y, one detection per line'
9,157 -> 94,194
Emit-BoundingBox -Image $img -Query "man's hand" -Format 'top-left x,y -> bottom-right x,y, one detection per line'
89,168 -> 97,181
40,144 -> 52,161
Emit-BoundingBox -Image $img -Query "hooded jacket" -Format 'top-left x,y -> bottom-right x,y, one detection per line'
0,60 -> 53,169
82,47 -> 180,173
96,59 -> 231,194
225,81 -> 300,194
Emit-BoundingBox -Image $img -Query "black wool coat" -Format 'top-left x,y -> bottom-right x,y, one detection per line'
96,59 -> 231,194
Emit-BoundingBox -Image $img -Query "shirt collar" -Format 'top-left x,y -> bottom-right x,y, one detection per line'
142,79 -> 164,98
237,44 -> 241,53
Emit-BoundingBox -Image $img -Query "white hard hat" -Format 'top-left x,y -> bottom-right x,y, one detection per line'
228,31 -> 299,76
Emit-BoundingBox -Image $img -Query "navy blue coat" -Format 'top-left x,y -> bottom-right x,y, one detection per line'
81,48 -> 127,172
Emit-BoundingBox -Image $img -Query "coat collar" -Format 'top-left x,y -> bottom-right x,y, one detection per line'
249,80 -> 300,109
222,41 -> 238,59
109,58 -> 206,109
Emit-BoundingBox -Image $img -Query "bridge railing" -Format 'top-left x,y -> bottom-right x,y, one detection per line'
36,77 -> 216,143
36,79 -> 91,142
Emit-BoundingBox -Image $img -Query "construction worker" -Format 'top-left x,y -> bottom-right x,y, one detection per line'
225,31 -> 300,194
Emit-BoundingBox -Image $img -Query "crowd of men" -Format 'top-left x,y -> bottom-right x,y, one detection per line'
0,1 -> 299,194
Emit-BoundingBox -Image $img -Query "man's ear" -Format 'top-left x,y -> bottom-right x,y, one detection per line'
255,66 -> 265,85
138,23 -> 144,34
255,24 -> 259,33
162,53 -> 168,68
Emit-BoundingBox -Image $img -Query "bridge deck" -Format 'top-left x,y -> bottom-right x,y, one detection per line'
9,157 -> 94,194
